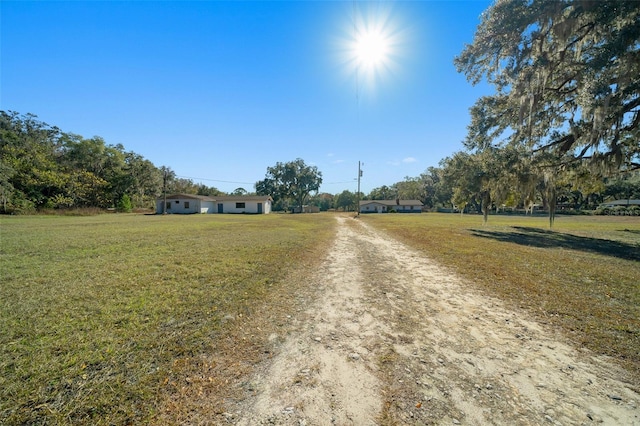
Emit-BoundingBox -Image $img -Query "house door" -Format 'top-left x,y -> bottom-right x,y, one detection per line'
257,203 -> 263,214
217,203 -> 223,213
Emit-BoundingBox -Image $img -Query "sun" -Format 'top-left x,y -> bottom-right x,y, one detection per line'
340,2 -> 403,94
355,29 -> 390,70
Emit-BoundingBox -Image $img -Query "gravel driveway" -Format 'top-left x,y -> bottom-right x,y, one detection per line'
234,216 -> 638,425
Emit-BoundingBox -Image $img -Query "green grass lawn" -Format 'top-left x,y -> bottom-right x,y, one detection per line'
362,212 -> 640,386
2,211 -> 638,424
0,213 -> 336,425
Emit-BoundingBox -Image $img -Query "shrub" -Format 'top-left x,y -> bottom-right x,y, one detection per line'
613,206 -> 627,215
7,198 -> 36,215
116,194 -> 133,213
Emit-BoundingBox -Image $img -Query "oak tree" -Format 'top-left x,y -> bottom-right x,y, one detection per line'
255,158 -> 322,212
455,0 -> 640,171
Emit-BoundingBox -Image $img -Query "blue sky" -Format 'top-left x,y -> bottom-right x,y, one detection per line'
1,0 -> 492,195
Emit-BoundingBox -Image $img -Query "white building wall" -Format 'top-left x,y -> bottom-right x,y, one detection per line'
157,197 -> 271,214
220,201 -> 258,214
360,203 -> 387,213
156,198 -> 200,214
171,199 -> 199,214
360,202 -> 421,213
200,201 -> 215,213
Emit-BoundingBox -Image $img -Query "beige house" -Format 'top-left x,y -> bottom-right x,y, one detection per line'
157,194 -> 272,214
359,199 -> 423,214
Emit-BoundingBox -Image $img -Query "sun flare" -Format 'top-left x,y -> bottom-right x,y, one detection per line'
355,29 -> 389,69
340,2 -> 404,94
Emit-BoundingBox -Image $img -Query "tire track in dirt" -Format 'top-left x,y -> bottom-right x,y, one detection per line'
233,216 -> 639,425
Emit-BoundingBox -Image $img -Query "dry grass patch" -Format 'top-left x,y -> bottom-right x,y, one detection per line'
362,213 -> 640,386
0,213 -> 336,424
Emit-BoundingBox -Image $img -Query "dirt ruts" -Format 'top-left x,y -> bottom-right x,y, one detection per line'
232,216 -> 638,425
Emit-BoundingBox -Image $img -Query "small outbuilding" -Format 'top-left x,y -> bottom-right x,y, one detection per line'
157,194 -> 272,214
290,205 -> 320,213
359,199 -> 423,213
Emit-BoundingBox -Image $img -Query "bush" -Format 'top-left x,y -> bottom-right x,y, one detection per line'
6,198 -> 36,215
50,194 -> 75,209
613,206 -> 627,215
116,194 -> 132,213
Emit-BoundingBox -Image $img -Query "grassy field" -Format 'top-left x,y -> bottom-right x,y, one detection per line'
362,212 -> 640,386
2,212 -> 639,424
0,213 -> 336,425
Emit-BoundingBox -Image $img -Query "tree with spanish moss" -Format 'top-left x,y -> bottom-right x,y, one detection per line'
455,0 -> 640,225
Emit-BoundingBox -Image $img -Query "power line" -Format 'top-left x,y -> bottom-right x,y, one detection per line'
324,179 -> 358,185
178,175 -> 357,186
175,175 -> 255,185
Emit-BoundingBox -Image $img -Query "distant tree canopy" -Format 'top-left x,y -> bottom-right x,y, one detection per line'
0,111 -> 165,213
366,173 -> 439,209
171,177 -> 221,197
0,111 -> 229,214
367,185 -> 395,201
335,190 -> 357,212
455,0 -> 640,171
309,192 -> 335,211
231,187 -> 248,196
255,158 -> 322,211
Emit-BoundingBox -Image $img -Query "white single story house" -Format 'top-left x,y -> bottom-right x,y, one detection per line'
359,199 -> 423,213
156,194 -> 272,214
599,199 -> 640,208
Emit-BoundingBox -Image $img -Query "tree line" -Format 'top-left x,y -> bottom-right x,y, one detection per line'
2,107 -> 637,216
3,2 -> 638,216
303,166 -> 639,215
0,111 -> 221,214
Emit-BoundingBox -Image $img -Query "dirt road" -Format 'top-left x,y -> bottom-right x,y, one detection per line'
233,216 -> 638,425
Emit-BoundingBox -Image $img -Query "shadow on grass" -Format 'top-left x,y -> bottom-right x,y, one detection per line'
470,226 -> 640,262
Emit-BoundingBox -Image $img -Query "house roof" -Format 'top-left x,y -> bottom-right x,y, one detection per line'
163,193 -> 215,201
159,194 -> 272,202
359,200 -> 423,206
601,199 -> 640,206
212,195 -> 273,202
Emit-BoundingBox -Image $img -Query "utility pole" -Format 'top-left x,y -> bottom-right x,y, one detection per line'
357,161 -> 363,216
162,167 -> 168,214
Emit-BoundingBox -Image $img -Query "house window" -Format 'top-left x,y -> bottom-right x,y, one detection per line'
184,202 -> 190,208
236,202 -> 246,208
166,202 -> 171,210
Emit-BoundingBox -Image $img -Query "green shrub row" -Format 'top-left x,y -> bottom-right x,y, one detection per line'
594,205 -> 640,215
